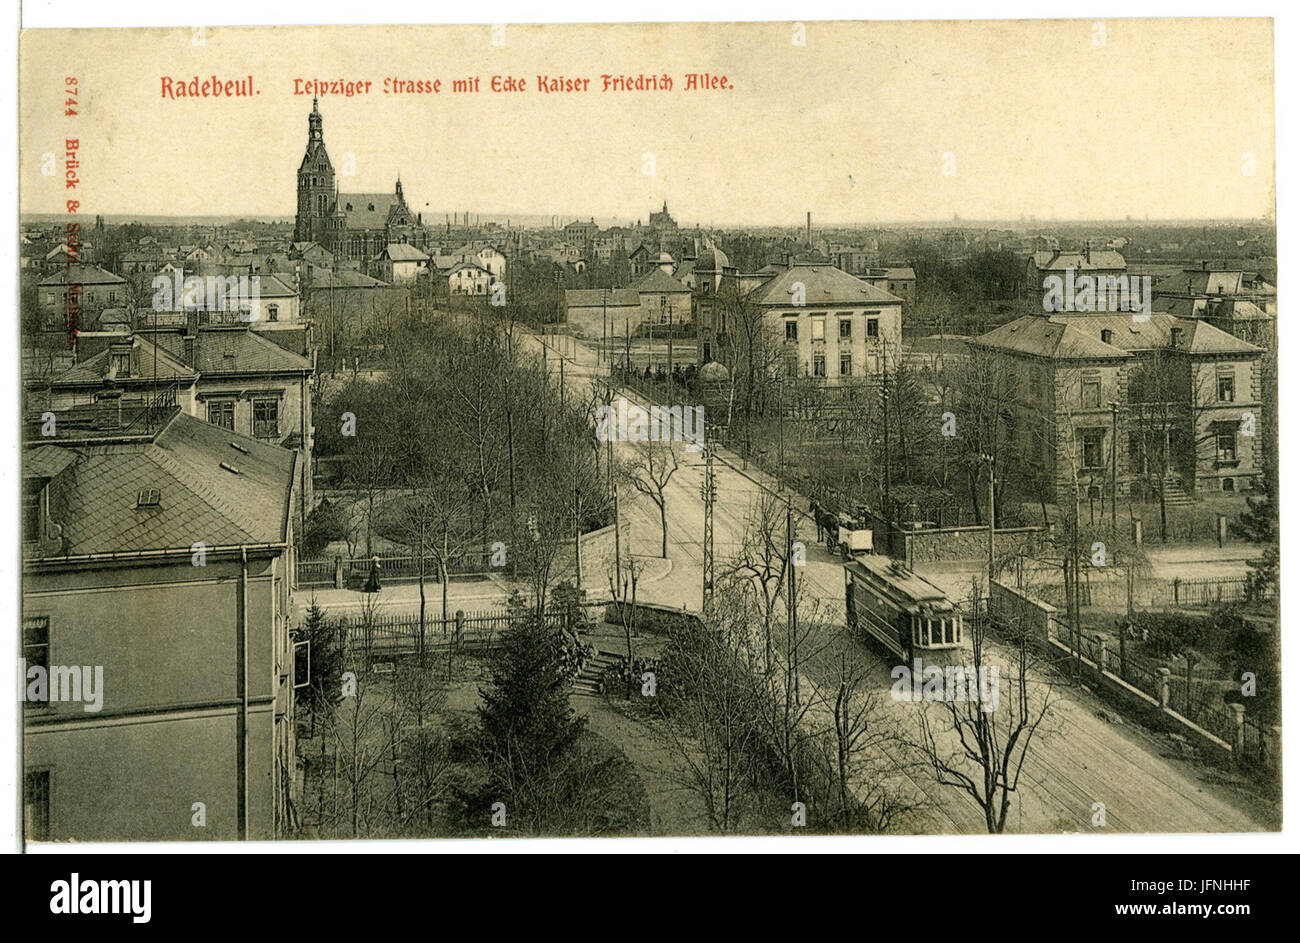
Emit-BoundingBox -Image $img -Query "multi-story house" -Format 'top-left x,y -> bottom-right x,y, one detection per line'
36,264 -> 129,331
1026,246 -> 1126,295
23,407 -> 300,841
29,325 -> 315,531
968,312 -> 1264,507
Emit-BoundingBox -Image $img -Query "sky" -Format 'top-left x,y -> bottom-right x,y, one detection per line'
19,19 -> 1276,226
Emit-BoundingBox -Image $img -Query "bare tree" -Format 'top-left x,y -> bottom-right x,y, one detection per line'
914,585 -> 1056,833
628,437 -> 680,558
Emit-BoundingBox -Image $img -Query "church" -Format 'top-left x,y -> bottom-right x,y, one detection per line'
293,99 -> 432,264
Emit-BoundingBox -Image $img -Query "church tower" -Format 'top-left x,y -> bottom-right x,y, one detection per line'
294,98 -> 336,243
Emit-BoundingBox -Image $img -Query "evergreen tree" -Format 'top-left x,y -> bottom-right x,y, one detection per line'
476,605 -> 586,825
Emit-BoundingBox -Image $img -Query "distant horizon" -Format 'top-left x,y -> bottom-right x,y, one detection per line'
19,212 -> 1278,231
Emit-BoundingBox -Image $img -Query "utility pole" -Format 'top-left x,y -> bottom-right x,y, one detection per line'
1110,400 -> 1119,532
613,483 -> 622,580
786,496 -> 800,706
601,287 -> 608,366
666,299 -> 674,383
700,441 -> 716,612
573,486 -> 582,591
985,453 -> 995,597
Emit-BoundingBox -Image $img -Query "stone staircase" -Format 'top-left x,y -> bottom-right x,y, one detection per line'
572,649 -> 620,698
1161,476 -> 1194,508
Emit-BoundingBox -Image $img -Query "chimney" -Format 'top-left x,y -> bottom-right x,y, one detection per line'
1084,240 -> 1092,264
806,211 -> 812,245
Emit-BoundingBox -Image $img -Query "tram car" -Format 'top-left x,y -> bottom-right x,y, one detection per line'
844,555 -> 966,664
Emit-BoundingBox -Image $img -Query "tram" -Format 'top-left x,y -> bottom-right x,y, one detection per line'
843,554 -> 966,664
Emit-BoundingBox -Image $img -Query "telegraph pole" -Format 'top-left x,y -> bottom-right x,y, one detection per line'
984,453 -> 995,596
700,440 -> 716,612
1110,400 -> 1119,532
786,496 -> 800,706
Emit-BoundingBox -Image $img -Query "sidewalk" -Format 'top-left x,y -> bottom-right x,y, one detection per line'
301,554 -> 674,617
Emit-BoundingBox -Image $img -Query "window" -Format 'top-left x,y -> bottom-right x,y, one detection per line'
785,320 -> 798,342
1217,373 -> 1235,402
866,318 -> 879,338
1217,431 -> 1237,463
267,304 -> 279,322
840,353 -> 852,376
1081,429 -> 1105,469
253,399 -> 280,439
839,318 -> 852,339
812,317 -> 825,341
1082,379 -> 1101,408
208,400 -> 235,431
25,770 -> 50,841
813,354 -> 826,377
1222,477 -> 1235,493
23,616 -> 49,706
23,482 -> 42,540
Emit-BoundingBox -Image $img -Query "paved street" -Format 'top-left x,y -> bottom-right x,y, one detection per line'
522,327 -> 1275,834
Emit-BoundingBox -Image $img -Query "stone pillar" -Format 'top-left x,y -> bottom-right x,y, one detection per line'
1132,518 -> 1143,547
1158,667 -> 1172,709
1229,703 -> 1246,761
333,554 -> 344,589
1217,513 -> 1228,549
1098,637 -> 1109,675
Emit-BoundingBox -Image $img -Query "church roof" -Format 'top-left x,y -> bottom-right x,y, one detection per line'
338,192 -> 402,230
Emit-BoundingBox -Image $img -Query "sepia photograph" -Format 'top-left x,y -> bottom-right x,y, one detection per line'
7,1 -> 1292,880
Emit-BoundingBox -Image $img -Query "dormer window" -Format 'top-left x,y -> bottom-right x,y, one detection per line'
1101,329 -> 1113,344
109,344 -> 132,378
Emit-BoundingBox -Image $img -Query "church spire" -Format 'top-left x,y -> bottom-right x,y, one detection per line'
308,98 -> 323,144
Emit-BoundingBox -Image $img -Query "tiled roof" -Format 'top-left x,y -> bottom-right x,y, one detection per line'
629,268 -> 692,294
192,328 -> 313,375
338,192 -> 399,230
969,316 -> 1130,360
28,411 -> 295,556
38,264 -> 126,287
972,314 -> 1261,359
749,264 -> 901,306
52,335 -> 197,385
381,243 -> 430,262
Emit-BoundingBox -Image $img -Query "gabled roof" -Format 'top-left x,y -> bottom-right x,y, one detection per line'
38,264 -> 125,287
629,267 -> 692,294
380,243 -> 430,262
192,328 -> 313,375
338,192 -> 402,230
51,335 -> 197,386
26,411 -> 295,556
749,264 -> 901,306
